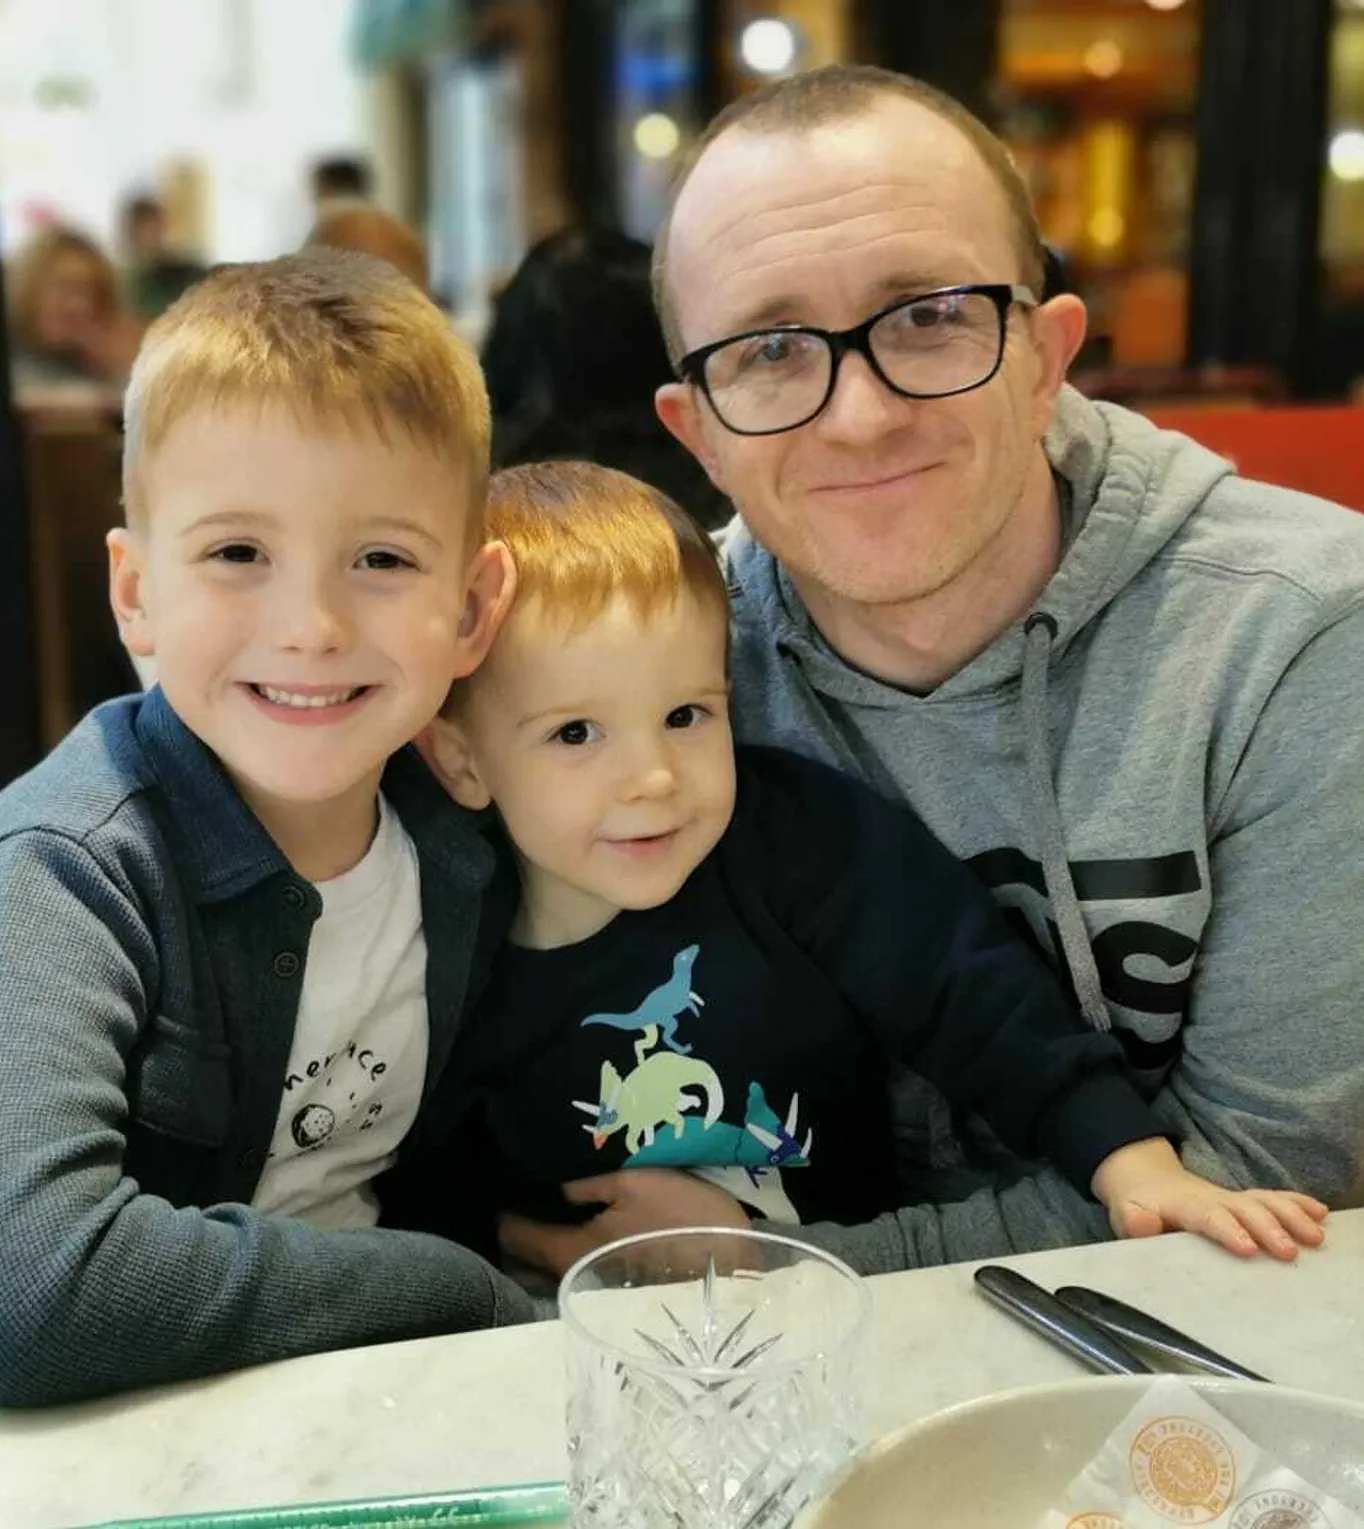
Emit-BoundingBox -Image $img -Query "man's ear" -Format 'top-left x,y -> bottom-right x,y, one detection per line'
107,528 -> 156,658
451,538 -> 517,679
416,715 -> 492,810
656,382 -> 728,494
1028,294 -> 1088,436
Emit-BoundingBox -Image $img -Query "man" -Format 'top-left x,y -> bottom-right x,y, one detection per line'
500,65 -> 1364,1275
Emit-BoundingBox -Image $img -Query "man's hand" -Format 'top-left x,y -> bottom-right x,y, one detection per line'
499,1169 -> 751,1278
1092,1138 -> 1328,1260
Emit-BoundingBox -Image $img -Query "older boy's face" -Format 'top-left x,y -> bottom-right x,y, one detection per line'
449,590 -> 735,947
109,404 -> 496,841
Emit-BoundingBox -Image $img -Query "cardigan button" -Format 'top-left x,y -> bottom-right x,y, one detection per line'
272,950 -> 301,979
282,884 -> 307,910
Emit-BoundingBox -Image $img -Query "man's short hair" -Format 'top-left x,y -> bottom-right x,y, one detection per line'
122,248 -> 489,530
480,460 -> 729,639
651,64 -> 1046,363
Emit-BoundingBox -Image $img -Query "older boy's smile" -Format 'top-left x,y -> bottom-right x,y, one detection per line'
244,681 -> 376,724
110,402 -> 505,876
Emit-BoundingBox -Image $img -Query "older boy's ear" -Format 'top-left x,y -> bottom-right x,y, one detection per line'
416,716 -> 492,810
451,539 -> 516,677
107,528 -> 156,657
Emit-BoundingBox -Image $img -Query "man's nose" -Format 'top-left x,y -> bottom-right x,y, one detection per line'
814,350 -> 915,447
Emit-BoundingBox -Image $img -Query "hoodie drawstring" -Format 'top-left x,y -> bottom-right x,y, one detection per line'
1022,613 -> 1111,1032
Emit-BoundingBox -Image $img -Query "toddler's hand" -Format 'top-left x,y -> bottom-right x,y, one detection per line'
1093,1139 -> 1327,1260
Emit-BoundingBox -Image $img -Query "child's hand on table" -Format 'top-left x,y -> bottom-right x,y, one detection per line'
1092,1138 -> 1328,1259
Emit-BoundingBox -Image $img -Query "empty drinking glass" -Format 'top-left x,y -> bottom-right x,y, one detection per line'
560,1226 -> 869,1528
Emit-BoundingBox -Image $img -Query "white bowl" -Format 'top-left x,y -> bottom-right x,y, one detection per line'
797,1376 -> 1364,1529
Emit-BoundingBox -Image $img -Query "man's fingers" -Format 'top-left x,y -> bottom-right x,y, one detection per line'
560,1174 -> 626,1206
498,1212 -> 590,1275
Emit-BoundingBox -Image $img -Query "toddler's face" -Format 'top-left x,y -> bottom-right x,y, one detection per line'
451,588 -> 735,947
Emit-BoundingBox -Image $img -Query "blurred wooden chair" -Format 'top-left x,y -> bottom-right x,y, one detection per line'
19,401 -> 138,748
1140,404 -> 1364,512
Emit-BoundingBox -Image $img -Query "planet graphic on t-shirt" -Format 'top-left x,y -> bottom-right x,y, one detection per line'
291,1103 -> 336,1148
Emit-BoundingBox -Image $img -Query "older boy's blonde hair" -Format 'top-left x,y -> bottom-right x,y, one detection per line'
483,461 -> 729,636
122,248 -> 489,529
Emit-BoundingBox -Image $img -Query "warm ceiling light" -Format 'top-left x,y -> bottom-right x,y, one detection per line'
1084,39 -> 1124,79
1087,208 -> 1126,249
739,18 -> 799,75
634,112 -> 681,161
1329,128 -> 1364,183
1144,0 -> 1188,11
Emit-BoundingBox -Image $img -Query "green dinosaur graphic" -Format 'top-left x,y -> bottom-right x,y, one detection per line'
572,1051 -> 724,1156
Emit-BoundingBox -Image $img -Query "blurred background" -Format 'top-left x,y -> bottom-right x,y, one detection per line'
2,0 -> 1363,781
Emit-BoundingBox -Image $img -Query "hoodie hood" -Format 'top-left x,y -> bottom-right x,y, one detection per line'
726,385 -> 1236,705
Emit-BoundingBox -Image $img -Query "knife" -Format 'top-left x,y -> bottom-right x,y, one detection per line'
1054,1284 -> 1270,1382
973,1265 -> 1156,1376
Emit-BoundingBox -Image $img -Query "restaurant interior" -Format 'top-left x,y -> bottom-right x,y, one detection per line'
1,3 -> 1364,1525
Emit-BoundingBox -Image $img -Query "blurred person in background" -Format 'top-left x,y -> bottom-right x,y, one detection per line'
6,226 -> 143,391
310,155 -> 374,219
481,227 -> 730,530
307,206 -> 429,291
120,194 -> 207,322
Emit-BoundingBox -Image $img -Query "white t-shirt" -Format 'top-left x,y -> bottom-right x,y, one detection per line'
252,796 -> 428,1230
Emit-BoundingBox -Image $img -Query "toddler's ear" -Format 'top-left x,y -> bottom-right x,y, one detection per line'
416,716 -> 492,810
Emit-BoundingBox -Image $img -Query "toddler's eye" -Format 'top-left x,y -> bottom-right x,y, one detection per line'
665,704 -> 709,729
553,719 -> 600,746
360,549 -> 413,571
210,543 -> 260,565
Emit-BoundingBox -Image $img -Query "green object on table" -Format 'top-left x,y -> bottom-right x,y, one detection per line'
82,1481 -> 568,1529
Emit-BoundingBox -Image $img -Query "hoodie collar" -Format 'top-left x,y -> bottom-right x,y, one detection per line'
728,386 -> 1234,704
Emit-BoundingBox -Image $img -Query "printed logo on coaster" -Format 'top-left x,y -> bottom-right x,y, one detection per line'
1066,1513 -> 1129,1528
1230,1491 -> 1328,1529
1129,1415 -> 1236,1523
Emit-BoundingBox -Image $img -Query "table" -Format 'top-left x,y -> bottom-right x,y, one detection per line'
3,1211 -> 1362,1528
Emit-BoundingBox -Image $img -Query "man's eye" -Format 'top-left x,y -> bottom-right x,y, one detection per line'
553,720 -> 600,746
665,704 -> 708,729
909,296 -> 966,328
741,332 -> 815,369
210,543 -> 260,564
359,549 -> 413,571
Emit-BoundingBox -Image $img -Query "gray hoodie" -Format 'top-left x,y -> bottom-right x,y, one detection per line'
724,385 -> 1364,1273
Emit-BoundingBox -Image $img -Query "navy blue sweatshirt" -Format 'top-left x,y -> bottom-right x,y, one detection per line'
446,747 -> 1160,1236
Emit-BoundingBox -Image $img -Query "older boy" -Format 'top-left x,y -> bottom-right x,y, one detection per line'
419,461 -> 1325,1278
0,251 -> 533,1407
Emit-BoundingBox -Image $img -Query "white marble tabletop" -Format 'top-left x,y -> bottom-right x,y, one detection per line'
3,1210 -> 1362,1528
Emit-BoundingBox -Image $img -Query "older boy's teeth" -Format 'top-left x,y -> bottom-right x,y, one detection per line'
258,685 -> 359,709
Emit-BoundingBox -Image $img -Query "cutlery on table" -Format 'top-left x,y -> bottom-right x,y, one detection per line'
1053,1284 -> 1270,1382
973,1265 -> 1155,1376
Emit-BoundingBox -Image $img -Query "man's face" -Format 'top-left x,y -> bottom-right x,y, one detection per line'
657,97 -> 1081,610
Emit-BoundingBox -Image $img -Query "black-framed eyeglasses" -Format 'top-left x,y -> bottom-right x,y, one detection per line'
678,283 -> 1038,437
